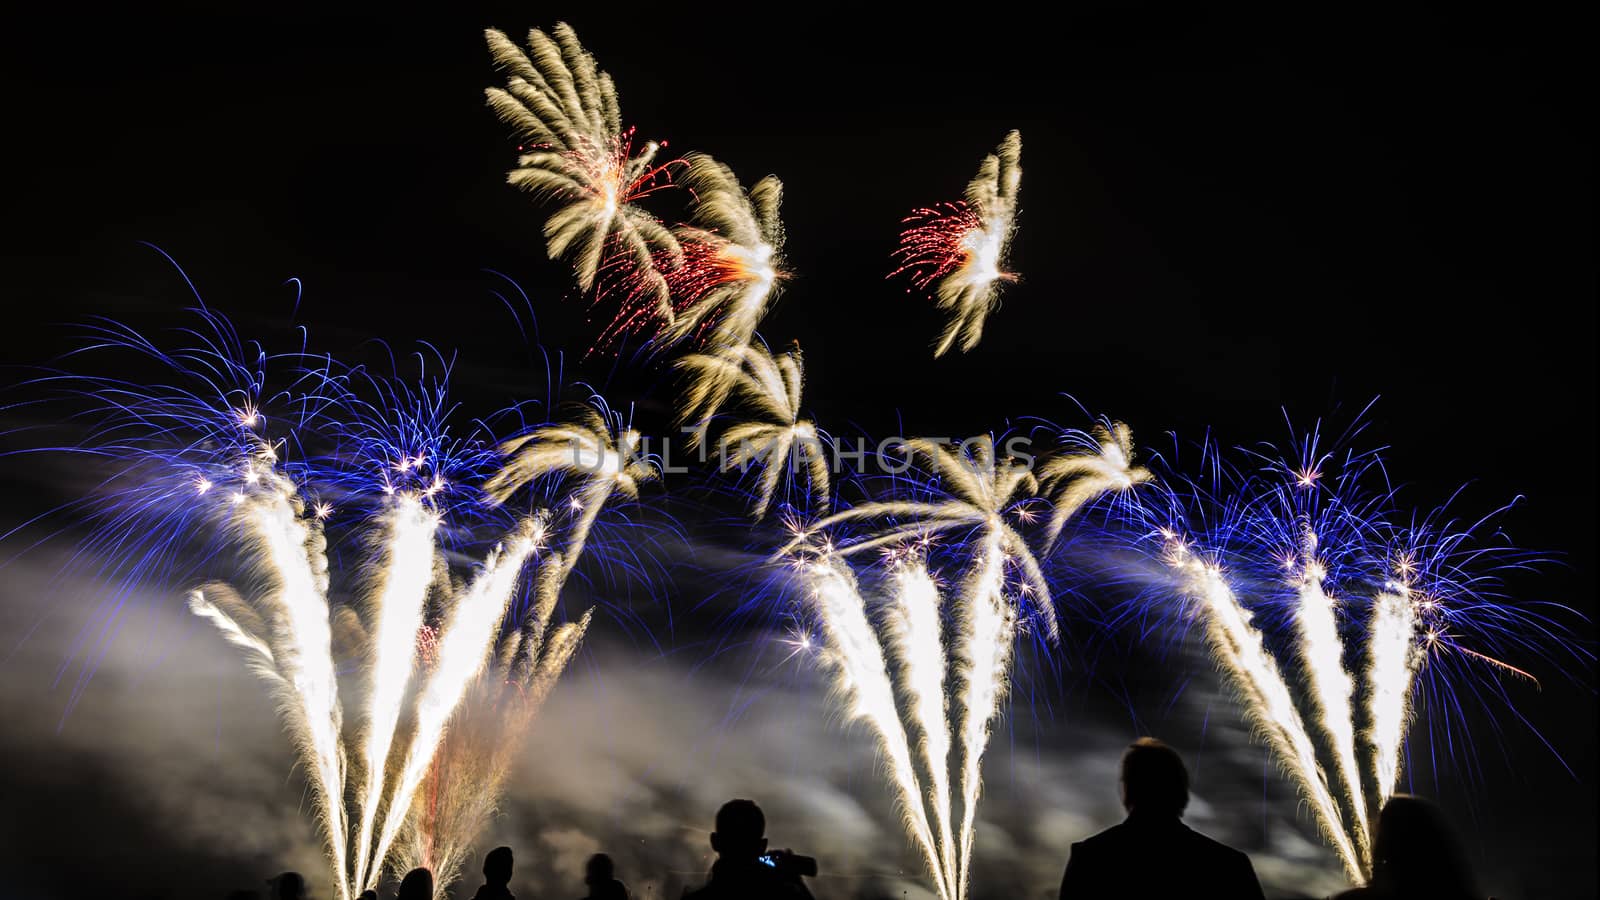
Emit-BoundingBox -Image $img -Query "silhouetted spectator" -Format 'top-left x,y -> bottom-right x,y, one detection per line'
581,852 -> 630,900
682,798 -> 814,900
358,891 -> 379,900
472,846 -> 516,900
1059,737 -> 1265,900
1333,794 -> 1486,900
268,872 -> 305,900
398,867 -> 435,900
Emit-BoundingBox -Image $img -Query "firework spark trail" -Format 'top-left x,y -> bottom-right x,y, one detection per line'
351,499 -> 440,891
364,520 -> 542,891
241,473 -> 352,900
892,131 -> 1021,357
1291,543 -> 1371,865
1367,587 -> 1424,804
1166,541 -> 1364,880
805,557 -> 950,900
951,531 -> 1014,899
883,562 -> 957,898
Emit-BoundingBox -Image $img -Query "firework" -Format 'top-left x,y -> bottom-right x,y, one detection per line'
52,310 -> 622,897
801,556 -> 949,898
1038,421 -> 1151,551
485,25 -> 680,322
1129,430 -> 1582,882
781,434 -> 1053,637
785,425 -> 1143,899
1365,586 -> 1422,812
350,498 -> 440,891
1289,532 -> 1372,866
676,341 -> 827,518
400,606 -> 593,890
486,398 -> 658,573
657,153 -> 786,353
1157,533 -> 1367,880
892,131 -> 1022,357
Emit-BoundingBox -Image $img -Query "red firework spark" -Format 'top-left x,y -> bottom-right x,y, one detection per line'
889,201 -> 985,290
595,232 -> 781,350
593,235 -> 676,348
415,623 -> 440,665
520,127 -> 676,211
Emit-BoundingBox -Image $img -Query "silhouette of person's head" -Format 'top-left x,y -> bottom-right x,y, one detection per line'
1370,794 -> 1481,898
397,867 -> 434,900
586,852 -> 615,885
1120,737 -> 1189,818
269,872 -> 305,900
710,798 -> 768,862
357,891 -> 378,900
484,845 -> 514,887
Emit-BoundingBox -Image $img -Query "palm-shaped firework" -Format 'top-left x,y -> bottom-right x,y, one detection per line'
487,398 -> 657,577
658,153 -> 787,351
1038,421 -> 1152,551
485,25 -> 680,318
676,341 -> 827,518
893,131 -> 1023,357
786,434 -> 1052,632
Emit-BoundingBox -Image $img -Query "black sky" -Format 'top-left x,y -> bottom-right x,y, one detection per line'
1,5 -> 1593,899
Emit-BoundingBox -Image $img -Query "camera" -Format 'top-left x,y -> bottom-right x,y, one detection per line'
757,848 -> 818,879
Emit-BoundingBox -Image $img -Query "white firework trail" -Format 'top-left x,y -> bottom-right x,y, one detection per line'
1367,586 -> 1424,805
187,587 -> 278,677
236,466 -> 352,900
1163,538 -> 1365,880
351,498 -> 440,891
364,519 -> 544,890
804,556 -> 950,900
883,561 -> 957,898
1289,536 -> 1371,866
950,531 -> 1015,899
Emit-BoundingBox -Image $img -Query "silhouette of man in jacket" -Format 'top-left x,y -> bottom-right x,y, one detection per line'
1059,737 -> 1266,900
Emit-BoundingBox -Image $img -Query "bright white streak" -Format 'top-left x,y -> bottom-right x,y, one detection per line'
246,489 -> 351,900
1172,548 -> 1364,880
188,589 -> 277,675
952,531 -> 1014,900
1367,588 -> 1423,802
960,219 -> 1006,292
351,499 -> 439,890
364,524 -> 538,891
807,558 -> 950,900
1293,563 -> 1371,864
884,562 -> 956,899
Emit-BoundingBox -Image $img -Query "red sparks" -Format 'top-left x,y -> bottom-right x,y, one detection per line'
889,201 -> 984,290
554,126 -> 678,210
415,624 -> 440,666
593,233 -> 781,351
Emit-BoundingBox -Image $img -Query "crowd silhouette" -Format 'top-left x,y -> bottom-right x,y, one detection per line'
234,739 -> 1490,900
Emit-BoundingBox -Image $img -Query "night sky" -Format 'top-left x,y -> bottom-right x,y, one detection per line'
1,6 -> 1593,899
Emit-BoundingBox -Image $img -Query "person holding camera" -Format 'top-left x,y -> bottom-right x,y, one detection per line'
682,798 -> 815,900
